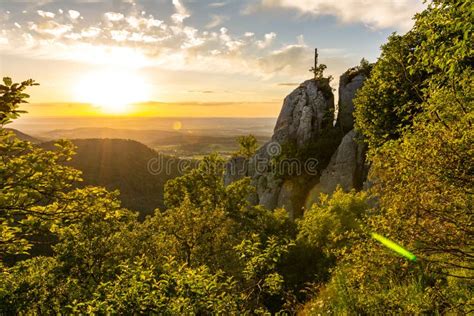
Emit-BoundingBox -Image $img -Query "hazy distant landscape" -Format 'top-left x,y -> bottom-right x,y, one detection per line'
8,117 -> 274,217
11,117 -> 274,157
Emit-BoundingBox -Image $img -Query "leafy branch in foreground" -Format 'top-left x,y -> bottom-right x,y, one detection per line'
0,77 -> 38,126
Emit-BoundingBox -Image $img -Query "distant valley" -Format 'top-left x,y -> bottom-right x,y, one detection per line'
11,117 -> 274,157
10,117 -> 274,216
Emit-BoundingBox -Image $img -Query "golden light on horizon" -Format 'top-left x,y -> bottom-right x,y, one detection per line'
74,70 -> 151,114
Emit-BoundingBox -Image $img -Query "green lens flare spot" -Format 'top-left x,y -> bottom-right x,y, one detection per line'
371,233 -> 417,261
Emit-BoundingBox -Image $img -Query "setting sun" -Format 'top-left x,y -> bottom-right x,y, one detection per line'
74,70 -> 150,114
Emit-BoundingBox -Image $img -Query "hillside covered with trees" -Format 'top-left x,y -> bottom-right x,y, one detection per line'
41,138 -> 182,218
1,0 -> 472,313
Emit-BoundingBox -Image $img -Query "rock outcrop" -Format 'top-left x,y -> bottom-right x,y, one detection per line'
238,78 -> 337,217
225,64 -> 371,219
338,68 -> 368,132
272,79 -> 334,147
319,129 -> 367,194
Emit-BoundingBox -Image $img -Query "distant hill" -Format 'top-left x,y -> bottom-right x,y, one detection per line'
41,139 -> 184,218
5,128 -> 41,143
38,127 -> 270,157
39,127 -> 180,145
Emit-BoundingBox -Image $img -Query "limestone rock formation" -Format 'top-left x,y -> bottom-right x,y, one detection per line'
255,172 -> 282,211
338,69 -> 367,132
319,129 -> 368,194
226,78 -> 337,216
225,63 -> 371,219
273,79 -> 334,147
253,79 -> 335,215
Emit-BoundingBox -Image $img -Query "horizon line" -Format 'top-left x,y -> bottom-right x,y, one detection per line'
13,116 -> 279,120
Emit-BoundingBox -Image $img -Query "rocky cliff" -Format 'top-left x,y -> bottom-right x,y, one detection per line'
272,79 -> 334,147
225,65 -> 370,218
319,129 -> 367,194
337,65 -> 369,133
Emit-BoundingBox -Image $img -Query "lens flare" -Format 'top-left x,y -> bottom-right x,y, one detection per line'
372,233 -> 417,261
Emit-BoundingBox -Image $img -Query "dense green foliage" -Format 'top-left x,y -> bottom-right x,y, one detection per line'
235,134 -> 259,158
354,0 -> 472,149
353,31 -> 427,148
1,89 -> 295,312
297,189 -> 369,256
1,0 -> 472,313
307,0 -> 473,313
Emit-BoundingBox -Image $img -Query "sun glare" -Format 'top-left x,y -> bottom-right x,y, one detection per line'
74,70 -> 150,114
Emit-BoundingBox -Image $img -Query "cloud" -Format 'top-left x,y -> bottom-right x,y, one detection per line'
104,12 -> 124,22
68,10 -> 80,20
188,90 -> 215,94
30,20 -> 73,37
111,30 -> 129,42
256,32 -> 276,49
126,16 -> 163,29
206,15 -> 228,29
37,10 -> 55,19
81,26 -> 101,38
0,3 -> 352,82
255,0 -> 426,31
209,2 -> 228,8
171,0 -> 190,24
277,83 -> 299,86
258,44 -> 310,75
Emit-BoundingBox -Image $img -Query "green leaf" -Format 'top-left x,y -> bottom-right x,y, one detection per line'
3,77 -> 12,86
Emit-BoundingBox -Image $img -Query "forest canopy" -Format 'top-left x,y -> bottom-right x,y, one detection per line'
1,0 -> 472,313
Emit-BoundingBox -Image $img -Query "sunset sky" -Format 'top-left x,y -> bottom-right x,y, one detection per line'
0,0 -> 425,117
